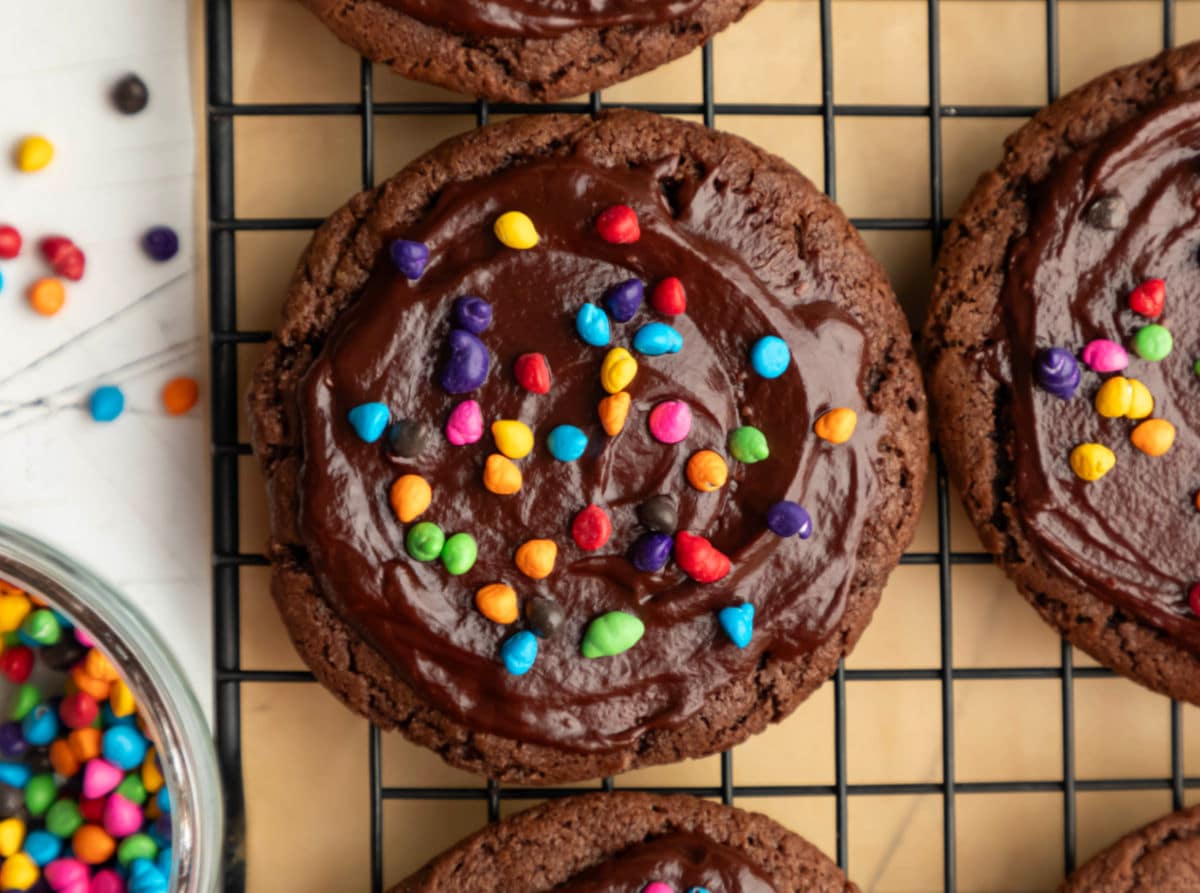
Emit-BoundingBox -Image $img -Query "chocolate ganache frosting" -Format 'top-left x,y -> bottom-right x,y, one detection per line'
556,832 -> 775,892
297,150 -> 880,753
1000,91 -> 1200,651
379,0 -> 703,38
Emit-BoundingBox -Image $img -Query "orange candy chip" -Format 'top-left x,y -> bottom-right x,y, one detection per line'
161,376 -> 200,415
28,277 -> 65,316
68,727 -> 101,762
72,824 -> 115,864
49,739 -> 80,777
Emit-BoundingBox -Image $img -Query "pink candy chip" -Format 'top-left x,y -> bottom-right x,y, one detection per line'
445,399 -> 483,445
61,881 -> 90,893
1081,339 -> 1128,373
103,792 -> 144,838
648,400 -> 692,444
91,869 -> 126,893
643,884 -> 674,893
44,858 -> 88,890
81,757 -> 123,799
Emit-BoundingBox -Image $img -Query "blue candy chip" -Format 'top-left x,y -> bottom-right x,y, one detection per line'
20,705 -> 58,747
347,402 -> 390,443
547,425 -> 588,462
575,304 -> 611,347
717,603 -> 755,649
632,322 -> 683,356
102,725 -> 149,771
156,846 -> 172,878
0,762 -> 31,788
157,785 -> 170,814
750,335 -> 791,379
89,385 -> 125,423
23,829 -> 61,866
128,858 -> 169,893
500,631 -> 538,676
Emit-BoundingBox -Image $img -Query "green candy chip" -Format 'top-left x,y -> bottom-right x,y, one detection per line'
9,684 -> 39,721
117,831 -> 158,867
405,522 -> 445,562
24,773 -> 57,817
440,533 -> 478,576
117,774 -> 147,805
728,426 -> 769,464
581,611 -> 645,659
1133,324 -> 1173,361
20,609 -> 61,646
45,799 -> 83,838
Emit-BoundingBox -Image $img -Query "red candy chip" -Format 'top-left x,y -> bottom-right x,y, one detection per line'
571,505 -> 612,552
651,277 -> 687,316
0,646 -> 33,684
79,797 -> 105,823
59,692 -> 100,730
514,352 -> 551,395
673,531 -> 732,583
596,205 -> 640,245
1128,278 -> 1165,319
40,236 -> 85,282
0,225 -> 21,260
1190,583 -> 1200,617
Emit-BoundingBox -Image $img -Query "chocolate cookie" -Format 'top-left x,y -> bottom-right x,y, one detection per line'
1061,805 -> 1200,892
925,42 -> 1200,703
394,792 -> 857,892
247,110 -> 927,784
301,0 -> 762,102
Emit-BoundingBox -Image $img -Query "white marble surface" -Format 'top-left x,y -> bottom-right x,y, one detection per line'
0,1 -> 209,718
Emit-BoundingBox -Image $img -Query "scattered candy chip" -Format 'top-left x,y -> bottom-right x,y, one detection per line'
440,329 -> 490,394
576,304 -> 611,347
571,505 -> 612,551
686,450 -> 728,492
814,408 -> 857,444
446,400 -> 484,446
648,400 -> 691,444
28,278 -> 65,317
390,240 -> 430,279
483,454 -> 522,495
440,533 -> 478,576
632,322 -> 683,356
651,277 -> 686,315
600,347 -> 638,394
1133,323 -> 1173,361
637,496 -> 677,533
0,225 -> 20,260
451,295 -> 492,334
475,584 -> 519,624
1130,418 -> 1175,456
406,522 -> 446,562
1094,376 -> 1133,418
598,391 -> 631,436
142,226 -> 179,263
514,353 -> 550,394
112,74 -> 150,114
603,279 -> 643,323
491,419 -> 534,459
547,425 -> 587,461
160,377 -> 199,416
674,532 -> 731,583
1128,278 -> 1165,318
388,419 -> 428,457
1035,347 -> 1080,399
728,426 -> 769,464
525,597 -> 564,638
766,501 -> 812,538
389,474 -> 432,523
15,136 -> 54,173
1081,339 -> 1128,373
500,631 -> 538,675
515,539 -> 557,579
750,336 -> 790,379
89,387 -> 125,424
629,533 -> 673,572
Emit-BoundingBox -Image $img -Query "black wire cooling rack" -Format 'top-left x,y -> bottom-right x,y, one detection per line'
205,1 -> 1185,890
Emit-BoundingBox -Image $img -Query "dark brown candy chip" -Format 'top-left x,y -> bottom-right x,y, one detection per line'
637,495 -> 678,533
525,597 -> 565,639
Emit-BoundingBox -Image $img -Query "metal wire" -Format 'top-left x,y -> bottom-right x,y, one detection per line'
205,1 -> 1182,890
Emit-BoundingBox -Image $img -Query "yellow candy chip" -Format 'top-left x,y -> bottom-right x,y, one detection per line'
1069,443 -> 1116,481
1093,376 -> 1132,418
491,420 -> 533,459
515,539 -> 557,580
483,453 -> 522,495
814,407 -> 858,444
475,583 -> 519,624
109,679 -> 137,718
142,747 -> 164,793
1131,418 -> 1176,456
0,818 -> 24,858
0,852 -> 36,890
389,474 -> 432,523
0,595 -> 31,634
600,348 -> 638,395
15,136 -> 53,173
686,450 -> 728,492
598,392 -> 631,437
1126,378 -> 1154,419
493,211 -> 539,250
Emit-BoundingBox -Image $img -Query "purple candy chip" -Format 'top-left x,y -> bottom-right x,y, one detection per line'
390,239 -> 430,280
766,501 -> 813,539
0,722 -> 27,759
629,532 -> 673,572
603,279 -> 644,323
452,296 -> 493,334
1035,346 -> 1081,399
439,329 -> 490,394
142,226 -> 179,262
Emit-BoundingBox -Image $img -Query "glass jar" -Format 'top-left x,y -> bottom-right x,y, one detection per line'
0,522 -> 220,892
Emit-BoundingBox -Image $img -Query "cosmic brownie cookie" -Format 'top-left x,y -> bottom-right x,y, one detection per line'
302,0 -> 762,102
1061,805 -> 1200,892
247,110 -> 927,784
925,42 -> 1200,703
394,792 -> 857,892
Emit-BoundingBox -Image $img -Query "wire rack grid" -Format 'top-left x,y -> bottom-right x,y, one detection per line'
205,1 -> 1185,891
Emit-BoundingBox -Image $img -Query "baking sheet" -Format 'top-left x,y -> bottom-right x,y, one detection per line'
223,1 -> 1200,890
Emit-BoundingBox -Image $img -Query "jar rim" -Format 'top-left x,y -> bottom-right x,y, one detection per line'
0,521 -> 222,893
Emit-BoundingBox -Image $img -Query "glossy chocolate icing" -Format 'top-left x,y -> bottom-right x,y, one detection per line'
1000,92 -> 1200,651
379,0 -> 703,38
297,151 -> 880,753
556,832 -> 775,892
